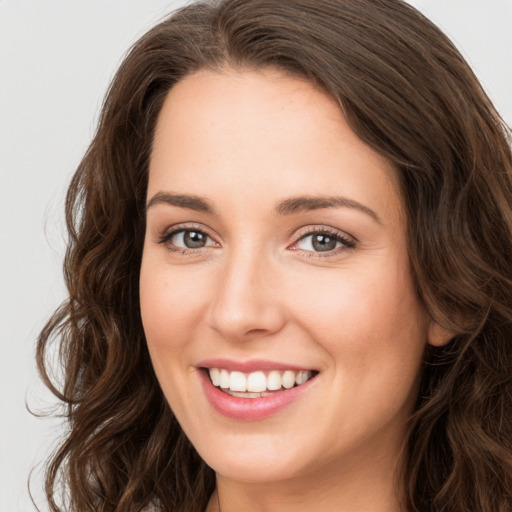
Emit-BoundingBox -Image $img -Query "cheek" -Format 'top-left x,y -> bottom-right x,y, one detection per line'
139,261 -> 202,354
290,258 -> 428,366
293,262 -> 428,430
139,260 -> 208,412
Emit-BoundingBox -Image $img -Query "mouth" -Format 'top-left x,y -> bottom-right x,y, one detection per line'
205,368 -> 318,398
197,360 -> 319,420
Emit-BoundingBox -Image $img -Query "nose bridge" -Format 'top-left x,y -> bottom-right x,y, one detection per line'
207,241 -> 285,339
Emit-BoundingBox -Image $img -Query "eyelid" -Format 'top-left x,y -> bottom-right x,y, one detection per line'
154,222 -> 355,257
288,225 -> 356,255
292,224 -> 356,241
156,222 -> 220,249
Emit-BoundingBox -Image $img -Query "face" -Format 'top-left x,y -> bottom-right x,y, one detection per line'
140,68 -> 439,486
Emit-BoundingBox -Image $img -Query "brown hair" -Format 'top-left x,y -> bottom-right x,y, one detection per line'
37,0 -> 512,511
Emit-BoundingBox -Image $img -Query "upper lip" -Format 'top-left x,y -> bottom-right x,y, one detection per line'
196,358 -> 316,373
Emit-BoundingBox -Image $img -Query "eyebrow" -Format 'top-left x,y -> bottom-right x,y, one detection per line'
146,191 -> 381,224
274,195 -> 382,224
146,192 -> 213,213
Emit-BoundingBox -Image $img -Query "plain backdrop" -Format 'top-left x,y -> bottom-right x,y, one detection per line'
0,1 -> 511,510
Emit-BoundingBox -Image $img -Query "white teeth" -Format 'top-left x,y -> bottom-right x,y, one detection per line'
209,368 -> 220,387
296,370 -> 309,385
226,390 -> 272,398
282,370 -> 295,389
247,371 -> 267,392
219,369 -> 230,389
229,371 -> 247,391
267,370 -> 282,391
208,368 -> 314,394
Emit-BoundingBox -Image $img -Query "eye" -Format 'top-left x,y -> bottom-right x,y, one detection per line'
158,227 -> 217,252
290,228 -> 356,255
171,230 -> 211,249
297,233 -> 341,252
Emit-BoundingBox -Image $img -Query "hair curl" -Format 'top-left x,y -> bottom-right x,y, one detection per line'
37,1 -> 512,511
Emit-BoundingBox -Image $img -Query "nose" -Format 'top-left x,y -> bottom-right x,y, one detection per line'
206,248 -> 287,341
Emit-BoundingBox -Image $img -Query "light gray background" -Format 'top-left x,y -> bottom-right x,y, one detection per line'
1,1 -> 511,510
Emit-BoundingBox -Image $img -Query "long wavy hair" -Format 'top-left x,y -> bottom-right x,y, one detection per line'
37,0 -> 512,511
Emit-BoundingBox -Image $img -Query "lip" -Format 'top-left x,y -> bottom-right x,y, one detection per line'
197,358 -> 314,373
198,363 -> 317,421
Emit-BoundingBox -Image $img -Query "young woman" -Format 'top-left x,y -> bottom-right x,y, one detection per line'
37,1 -> 512,511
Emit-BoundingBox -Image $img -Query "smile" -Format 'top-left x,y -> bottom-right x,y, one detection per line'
198,361 -> 319,420
208,368 -> 315,398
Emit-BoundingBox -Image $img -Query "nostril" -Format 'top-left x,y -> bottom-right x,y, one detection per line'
245,328 -> 266,335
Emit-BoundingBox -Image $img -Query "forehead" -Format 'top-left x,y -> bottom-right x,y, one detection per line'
148,68 -> 402,224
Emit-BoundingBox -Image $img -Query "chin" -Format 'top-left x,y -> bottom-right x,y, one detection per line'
190,430 -> 296,478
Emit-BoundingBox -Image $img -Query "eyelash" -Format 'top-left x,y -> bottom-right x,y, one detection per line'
289,227 -> 356,258
157,224 -> 356,257
157,224 -> 216,255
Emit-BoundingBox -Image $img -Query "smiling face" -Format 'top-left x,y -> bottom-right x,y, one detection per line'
140,68 -> 437,490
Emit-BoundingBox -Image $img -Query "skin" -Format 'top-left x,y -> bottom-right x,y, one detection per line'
140,68 -> 450,512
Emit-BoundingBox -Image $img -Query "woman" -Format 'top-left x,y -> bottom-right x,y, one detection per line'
37,0 -> 512,511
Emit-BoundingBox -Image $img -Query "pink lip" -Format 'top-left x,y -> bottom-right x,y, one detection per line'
198,367 -> 317,421
197,358 -> 313,372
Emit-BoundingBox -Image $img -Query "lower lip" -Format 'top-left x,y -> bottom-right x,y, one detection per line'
199,370 -> 315,421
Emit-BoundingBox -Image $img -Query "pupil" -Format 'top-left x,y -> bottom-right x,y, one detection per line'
184,231 -> 206,248
312,234 -> 336,252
